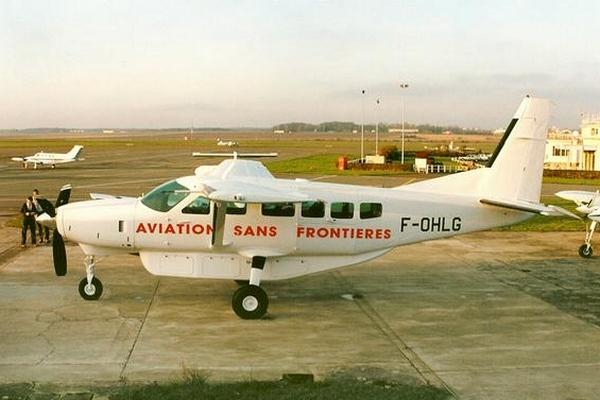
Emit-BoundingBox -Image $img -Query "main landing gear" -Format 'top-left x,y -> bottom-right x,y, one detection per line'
579,220 -> 596,258
232,256 -> 269,319
78,255 -> 104,300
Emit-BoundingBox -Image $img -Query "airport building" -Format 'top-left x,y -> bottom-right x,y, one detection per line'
544,114 -> 600,170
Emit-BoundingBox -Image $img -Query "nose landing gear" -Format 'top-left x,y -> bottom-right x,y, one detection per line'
78,255 -> 104,300
579,220 -> 596,258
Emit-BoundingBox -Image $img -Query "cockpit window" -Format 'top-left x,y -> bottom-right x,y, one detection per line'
141,180 -> 189,212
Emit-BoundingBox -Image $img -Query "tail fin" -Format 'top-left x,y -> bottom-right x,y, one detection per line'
66,145 -> 84,159
482,96 -> 550,202
400,96 -> 551,203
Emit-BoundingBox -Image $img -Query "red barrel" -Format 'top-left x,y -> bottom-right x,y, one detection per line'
337,156 -> 348,170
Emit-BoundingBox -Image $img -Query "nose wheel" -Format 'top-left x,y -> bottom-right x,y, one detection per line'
78,276 -> 103,300
78,255 -> 104,300
580,220 -> 597,258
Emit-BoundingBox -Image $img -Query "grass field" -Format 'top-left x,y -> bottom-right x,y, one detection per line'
0,375 -> 450,400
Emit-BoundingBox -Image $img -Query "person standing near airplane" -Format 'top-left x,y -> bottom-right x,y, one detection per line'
32,189 -> 53,244
20,196 -> 37,248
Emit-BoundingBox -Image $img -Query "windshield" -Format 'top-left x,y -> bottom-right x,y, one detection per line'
141,180 -> 189,212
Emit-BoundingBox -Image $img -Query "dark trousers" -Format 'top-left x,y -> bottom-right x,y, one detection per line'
36,223 -> 50,241
21,218 -> 36,245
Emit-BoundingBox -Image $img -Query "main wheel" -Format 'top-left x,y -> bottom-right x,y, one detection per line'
579,244 -> 593,258
232,285 -> 268,319
78,277 -> 103,300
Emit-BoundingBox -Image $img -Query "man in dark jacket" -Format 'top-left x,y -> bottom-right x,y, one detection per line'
20,196 -> 37,248
32,189 -> 53,244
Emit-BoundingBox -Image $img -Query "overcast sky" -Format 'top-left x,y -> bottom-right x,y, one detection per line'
1,0 -> 599,129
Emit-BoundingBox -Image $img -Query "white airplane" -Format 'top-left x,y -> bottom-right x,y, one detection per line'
11,145 -> 84,169
217,138 -> 239,147
38,96 -> 577,319
555,190 -> 597,257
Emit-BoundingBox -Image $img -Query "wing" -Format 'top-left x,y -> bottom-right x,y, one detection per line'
204,180 -> 310,203
188,159 -> 311,247
480,197 -> 580,219
90,193 -> 136,200
555,190 -> 596,206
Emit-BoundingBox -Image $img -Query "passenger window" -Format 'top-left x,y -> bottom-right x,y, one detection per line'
330,202 -> 354,219
360,202 -> 382,219
262,202 -> 295,217
226,202 -> 246,215
301,201 -> 325,218
182,196 -> 210,214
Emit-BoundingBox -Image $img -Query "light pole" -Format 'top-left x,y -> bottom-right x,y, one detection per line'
399,83 -> 409,164
361,89 -> 365,163
375,98 -> 380,155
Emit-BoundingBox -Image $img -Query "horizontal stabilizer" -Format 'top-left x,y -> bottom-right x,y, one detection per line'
480,198 -> 581,219
11,157 -> 24,162
555,190 -> 596,206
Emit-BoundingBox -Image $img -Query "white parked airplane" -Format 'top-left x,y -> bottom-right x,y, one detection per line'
11,145 -> 84,169
555,190 -> 597,257
217,138 -> 239,147
38,97 -> 577,319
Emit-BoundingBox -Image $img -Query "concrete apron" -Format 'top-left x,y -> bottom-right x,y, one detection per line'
1,231 -> 600,400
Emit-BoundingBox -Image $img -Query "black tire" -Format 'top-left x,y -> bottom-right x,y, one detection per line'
579,244 -> 593,258
234,280 -> 249,286
78,277 -> 103,300
232,285 -> 268,319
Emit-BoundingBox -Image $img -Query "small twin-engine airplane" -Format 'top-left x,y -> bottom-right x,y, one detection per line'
217,138 -> 239,147
37,96 -> 577,319
555,190 -> 597,257
11,145 -> 84,169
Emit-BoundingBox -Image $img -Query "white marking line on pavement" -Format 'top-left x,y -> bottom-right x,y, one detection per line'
74,177 -> 167,190
310,175 -> 338,181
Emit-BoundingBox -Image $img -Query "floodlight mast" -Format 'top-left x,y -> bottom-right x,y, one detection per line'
375,98 -> 380,155
361,89 -> 366,163
400,83 -> 409,164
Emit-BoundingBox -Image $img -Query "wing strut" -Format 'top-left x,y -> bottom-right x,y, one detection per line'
211,201 -> 228,248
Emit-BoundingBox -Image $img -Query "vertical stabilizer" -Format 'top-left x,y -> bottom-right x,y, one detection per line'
482,96 -> 550,202
399,96 -> 551,205
66,145 -> 84,160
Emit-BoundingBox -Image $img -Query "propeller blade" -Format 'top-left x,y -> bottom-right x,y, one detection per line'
55,184 -> 72,209
52,231 -> 67,276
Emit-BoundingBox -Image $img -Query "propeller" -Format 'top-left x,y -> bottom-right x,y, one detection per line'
37,184 -> 71,276
52,184 -> 71,276
576,190 -> 600,214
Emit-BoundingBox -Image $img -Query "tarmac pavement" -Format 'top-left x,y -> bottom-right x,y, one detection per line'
1,231 -> 600,399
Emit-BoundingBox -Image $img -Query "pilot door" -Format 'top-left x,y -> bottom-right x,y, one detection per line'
134,194 -> 213,251
222,202 -> 297,256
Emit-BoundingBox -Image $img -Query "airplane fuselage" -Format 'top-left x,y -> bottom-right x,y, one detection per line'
56,177 -> 530,281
